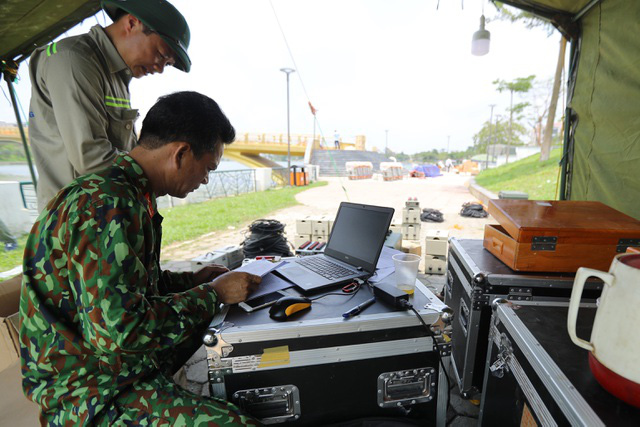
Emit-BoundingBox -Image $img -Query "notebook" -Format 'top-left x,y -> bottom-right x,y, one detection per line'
276,202 -> 394,292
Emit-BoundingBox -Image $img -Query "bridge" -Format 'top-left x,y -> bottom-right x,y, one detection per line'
1,126 -> 366,170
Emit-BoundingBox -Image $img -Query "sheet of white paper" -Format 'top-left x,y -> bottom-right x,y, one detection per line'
247,272 -> 293,299
235,259 -> 285,277
376,246 -> 404,270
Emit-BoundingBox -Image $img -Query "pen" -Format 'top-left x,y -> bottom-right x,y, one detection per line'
342,297 -> 376,318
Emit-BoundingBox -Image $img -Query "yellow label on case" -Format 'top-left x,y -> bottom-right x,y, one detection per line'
258,345 -> 290,368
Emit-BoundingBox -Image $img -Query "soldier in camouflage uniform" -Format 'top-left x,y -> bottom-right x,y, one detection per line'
20,91 -> 261,426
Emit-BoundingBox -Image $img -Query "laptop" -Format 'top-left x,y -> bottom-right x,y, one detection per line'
276,202 -> 394,292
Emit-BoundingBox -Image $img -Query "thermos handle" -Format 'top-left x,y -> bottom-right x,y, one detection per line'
567,267 -> 614,351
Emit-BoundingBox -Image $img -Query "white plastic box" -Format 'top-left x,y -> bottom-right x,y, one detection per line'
217,245 -> 245,269
402,223 -> 421,241
390,218 -> 403,234
296,216 -> 312,235
424,255 -> 447,275
191,251 -> 229,271
312,217 -> 329,237
402,206 -> 421,224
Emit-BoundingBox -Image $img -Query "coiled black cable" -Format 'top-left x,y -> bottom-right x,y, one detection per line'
241,219 -> 293,258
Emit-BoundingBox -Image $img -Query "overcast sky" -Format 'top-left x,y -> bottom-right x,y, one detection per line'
0,0 -> 564,154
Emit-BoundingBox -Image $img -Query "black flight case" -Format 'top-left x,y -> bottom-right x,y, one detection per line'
203,280 -> 450,426
479,302 -> 640,426
445,238 -> 603,397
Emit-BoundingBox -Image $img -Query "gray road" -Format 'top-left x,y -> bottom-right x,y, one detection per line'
162,173 -> 494,265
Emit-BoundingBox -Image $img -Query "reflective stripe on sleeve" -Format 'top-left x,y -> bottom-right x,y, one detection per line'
105,96 -> 131,108
46,43 -> 58,57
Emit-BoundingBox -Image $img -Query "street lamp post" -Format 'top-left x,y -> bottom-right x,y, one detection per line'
280,67 -> 295,185
485,104 -> 495,171
385,129 -> 389,155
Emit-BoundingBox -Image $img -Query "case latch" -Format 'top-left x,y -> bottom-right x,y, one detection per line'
205,326 -> 234,399
490,332 -> 513,378
531,236 -> 557,251
617,238 -> 640,253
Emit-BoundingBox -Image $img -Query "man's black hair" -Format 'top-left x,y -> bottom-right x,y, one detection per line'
139,91 -> 235,158
113,8 -> 154,35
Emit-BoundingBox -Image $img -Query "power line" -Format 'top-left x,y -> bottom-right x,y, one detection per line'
268,0 -> 349,199
268,0 -> 328,145
268,0 -> 311,102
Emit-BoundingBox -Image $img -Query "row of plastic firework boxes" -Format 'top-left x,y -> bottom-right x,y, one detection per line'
293,216 -> 335,248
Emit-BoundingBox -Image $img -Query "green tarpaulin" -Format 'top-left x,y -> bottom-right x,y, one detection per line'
0,0 -> 99,63
569,1 -> 640,219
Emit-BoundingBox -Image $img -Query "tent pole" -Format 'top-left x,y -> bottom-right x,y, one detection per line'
559,39 -> 578,201
4,76 -> 38,189
559,107 -> 571,201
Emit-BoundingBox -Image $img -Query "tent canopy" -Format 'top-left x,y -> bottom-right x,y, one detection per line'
0,0 -> 99,64
2,0 -> 639,220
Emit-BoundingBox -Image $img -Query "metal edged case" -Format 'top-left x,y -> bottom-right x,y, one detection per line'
204,281 -> 450,426
444,238 -> 603,397
479,302 -> 640,426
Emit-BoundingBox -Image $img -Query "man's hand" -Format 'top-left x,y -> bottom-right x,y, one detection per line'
209,271 -> 261,305
193,264 -> 229,285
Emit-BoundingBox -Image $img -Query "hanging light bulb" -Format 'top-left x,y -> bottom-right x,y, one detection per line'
471,14 -> 490,56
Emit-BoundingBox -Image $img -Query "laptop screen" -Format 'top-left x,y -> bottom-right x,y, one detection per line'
324,203 -> 394,273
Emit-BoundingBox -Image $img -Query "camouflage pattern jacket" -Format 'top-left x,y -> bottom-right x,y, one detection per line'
20,154 -> 219,424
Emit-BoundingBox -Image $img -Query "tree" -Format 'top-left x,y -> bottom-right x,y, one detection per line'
494,2 -> 566,161
493,75 -> 535,163
528,78 -> 554,147
473,117 -> 527,150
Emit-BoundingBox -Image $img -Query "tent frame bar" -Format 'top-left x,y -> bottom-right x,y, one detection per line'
573,0 -> 603,22
3,66 -> 38,189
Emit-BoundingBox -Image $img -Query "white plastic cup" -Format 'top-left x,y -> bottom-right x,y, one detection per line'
392,253 -> 421,295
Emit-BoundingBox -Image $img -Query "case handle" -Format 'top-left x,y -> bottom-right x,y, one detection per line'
567,267 -> 614,351
491,237 -> 503,254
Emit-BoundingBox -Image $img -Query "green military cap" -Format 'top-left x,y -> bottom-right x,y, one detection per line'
101,0 -> 191,72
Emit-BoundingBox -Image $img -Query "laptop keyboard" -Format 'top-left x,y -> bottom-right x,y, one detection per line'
298,257 -> 355,280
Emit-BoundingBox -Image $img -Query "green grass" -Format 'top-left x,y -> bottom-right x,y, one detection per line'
0,182 -> 327,279
0,141 -> 28,162
161,181 -> 327,247
475,148 -> 562,200
0,234 -> 28,281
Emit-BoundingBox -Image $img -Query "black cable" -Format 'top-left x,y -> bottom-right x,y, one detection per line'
459,202 -> 488,218
400,300 -> 451,413
309,281 -> 363,302
242,219 -> 293,258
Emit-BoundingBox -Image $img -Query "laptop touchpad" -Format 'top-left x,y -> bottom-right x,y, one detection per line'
279,263 -> 321,286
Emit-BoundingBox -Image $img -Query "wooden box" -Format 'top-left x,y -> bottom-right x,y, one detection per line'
483,199 -> 640,272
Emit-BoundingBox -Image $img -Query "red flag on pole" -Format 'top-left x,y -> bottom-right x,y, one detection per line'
308,101 -> 317,116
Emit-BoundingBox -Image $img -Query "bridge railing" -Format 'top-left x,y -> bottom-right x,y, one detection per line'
156,167 -> 288,209
235,132 -> 311,146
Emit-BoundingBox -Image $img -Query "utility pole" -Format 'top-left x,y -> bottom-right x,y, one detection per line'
485,104 -> 495,171
280,67 -> 295,184
385,129 -> 389,155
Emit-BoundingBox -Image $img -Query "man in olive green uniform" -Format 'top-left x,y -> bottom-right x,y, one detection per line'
28,0 -> 191,211
20,91 -> 261,425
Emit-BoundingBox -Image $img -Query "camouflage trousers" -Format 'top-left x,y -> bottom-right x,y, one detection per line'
94,372 -> 258,426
